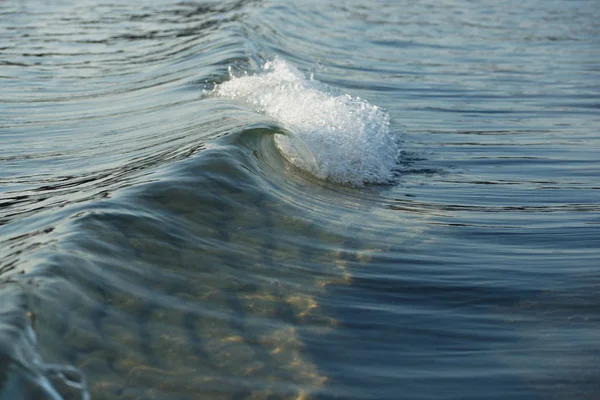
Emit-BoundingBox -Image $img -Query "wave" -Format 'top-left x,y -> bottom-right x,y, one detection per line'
213,59 -> 401,186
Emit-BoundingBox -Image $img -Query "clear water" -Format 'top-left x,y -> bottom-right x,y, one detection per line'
1,0 -> 599,399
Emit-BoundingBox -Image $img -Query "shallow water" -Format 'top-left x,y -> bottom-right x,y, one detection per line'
1,0 -> 599,399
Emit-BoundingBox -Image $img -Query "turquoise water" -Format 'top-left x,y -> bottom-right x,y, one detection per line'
1,0 -> 599,399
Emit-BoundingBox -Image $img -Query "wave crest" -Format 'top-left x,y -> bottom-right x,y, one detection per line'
214,59 -> 400,186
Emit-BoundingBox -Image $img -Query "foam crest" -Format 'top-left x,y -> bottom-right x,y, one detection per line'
214,59 -> 400,186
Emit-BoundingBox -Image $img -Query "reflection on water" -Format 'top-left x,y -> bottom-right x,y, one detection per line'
2,0 -> 600,399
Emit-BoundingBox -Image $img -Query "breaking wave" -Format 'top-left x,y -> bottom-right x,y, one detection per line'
214,59 -> 401,186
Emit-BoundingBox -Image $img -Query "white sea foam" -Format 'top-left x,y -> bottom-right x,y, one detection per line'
214,59 -> 400,186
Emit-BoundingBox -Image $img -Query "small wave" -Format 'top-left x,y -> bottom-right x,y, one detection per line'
214,59 -> 400,186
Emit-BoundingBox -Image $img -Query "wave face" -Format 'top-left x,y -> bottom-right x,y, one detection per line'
215,59 -> 400,186
2,0 -> 600,399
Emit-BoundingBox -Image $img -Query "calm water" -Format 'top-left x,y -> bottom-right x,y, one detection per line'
1,0 -> 600,399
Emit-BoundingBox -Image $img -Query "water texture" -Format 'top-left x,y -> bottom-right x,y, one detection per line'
1,0 -> 599,399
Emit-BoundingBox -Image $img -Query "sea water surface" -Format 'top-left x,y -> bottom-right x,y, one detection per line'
1,0 -> 600,399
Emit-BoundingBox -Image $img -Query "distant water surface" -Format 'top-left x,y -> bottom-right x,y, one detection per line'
1,0 -> 599,399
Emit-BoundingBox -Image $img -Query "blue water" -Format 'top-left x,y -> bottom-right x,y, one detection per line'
1,0 -> 599,399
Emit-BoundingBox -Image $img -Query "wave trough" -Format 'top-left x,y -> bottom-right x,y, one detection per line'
214,59 -> 400,186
